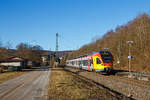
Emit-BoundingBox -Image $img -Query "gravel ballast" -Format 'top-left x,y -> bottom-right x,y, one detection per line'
65,67 -> 150,100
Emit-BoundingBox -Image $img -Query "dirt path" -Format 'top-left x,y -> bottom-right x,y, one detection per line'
0,66 -> 50,100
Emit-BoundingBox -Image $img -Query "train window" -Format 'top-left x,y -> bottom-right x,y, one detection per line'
83,60 -> 88,66
96,58 -> 101,64
101,54 -> 112,63
83,60 -> 85,66
81,61 -> 83,65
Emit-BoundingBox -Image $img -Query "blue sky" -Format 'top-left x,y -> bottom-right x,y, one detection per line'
0,0 -> 150,51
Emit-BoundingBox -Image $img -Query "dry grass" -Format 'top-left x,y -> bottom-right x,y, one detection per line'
0,71 -> 27,84
48,68 -> 121,100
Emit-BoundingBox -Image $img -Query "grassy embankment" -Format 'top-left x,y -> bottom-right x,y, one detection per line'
48,68 -> 127,100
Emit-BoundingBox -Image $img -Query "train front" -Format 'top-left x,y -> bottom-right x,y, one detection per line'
100,51 -> 113,72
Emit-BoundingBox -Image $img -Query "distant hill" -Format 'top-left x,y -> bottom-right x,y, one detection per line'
0,48 -> 72,61
45,50 -> 73,57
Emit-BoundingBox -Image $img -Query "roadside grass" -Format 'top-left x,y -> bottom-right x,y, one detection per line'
0,71 -> 28,84
48,68 -> 125,100
0,66 -> 45,84
0,66 -> 43,84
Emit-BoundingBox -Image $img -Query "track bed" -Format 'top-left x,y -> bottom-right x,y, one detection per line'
48,68 -> 130,100
64,66 -> 150,100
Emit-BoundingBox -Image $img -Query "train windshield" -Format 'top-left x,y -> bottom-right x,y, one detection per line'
100,52 -> 113,63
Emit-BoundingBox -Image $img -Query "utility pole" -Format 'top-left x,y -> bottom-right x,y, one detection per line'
54,33 -> 59,67
56,33 -> 58,53
117,37 -> 121,68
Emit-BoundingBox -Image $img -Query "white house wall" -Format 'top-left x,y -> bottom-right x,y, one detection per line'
0,62 -> 21,67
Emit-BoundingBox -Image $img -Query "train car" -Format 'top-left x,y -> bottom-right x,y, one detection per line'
66,51 -> 113,73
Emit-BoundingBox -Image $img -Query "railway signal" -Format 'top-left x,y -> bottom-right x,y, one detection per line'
127,41 -> 134,75
127,40 -> 134,97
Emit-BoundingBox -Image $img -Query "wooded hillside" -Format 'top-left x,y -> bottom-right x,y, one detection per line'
68,13 -> 150,72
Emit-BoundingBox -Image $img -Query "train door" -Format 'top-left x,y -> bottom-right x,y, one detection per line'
79,60 -> 82,69
93,56 -> 102,70
89,58 -> 93,71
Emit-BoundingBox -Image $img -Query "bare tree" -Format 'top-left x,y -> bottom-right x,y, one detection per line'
5,41 -> 12,49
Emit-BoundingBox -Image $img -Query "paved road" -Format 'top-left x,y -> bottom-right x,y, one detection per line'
0,66 -> 50,100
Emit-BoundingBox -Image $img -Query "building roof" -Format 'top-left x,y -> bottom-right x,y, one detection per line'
0,56 -> 26,62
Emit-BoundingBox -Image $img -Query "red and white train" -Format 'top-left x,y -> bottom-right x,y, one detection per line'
66,51 -> 113,73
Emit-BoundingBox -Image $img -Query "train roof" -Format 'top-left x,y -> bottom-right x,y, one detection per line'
99,51 -> 111,54
67,51 -> 112,60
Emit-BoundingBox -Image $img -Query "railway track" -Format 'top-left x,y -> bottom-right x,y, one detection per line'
114,70 -> 150,81
63,68 -> 132,100
103,73 -> 150,89
66,67 -> 150,89
63,66 -> 150,100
